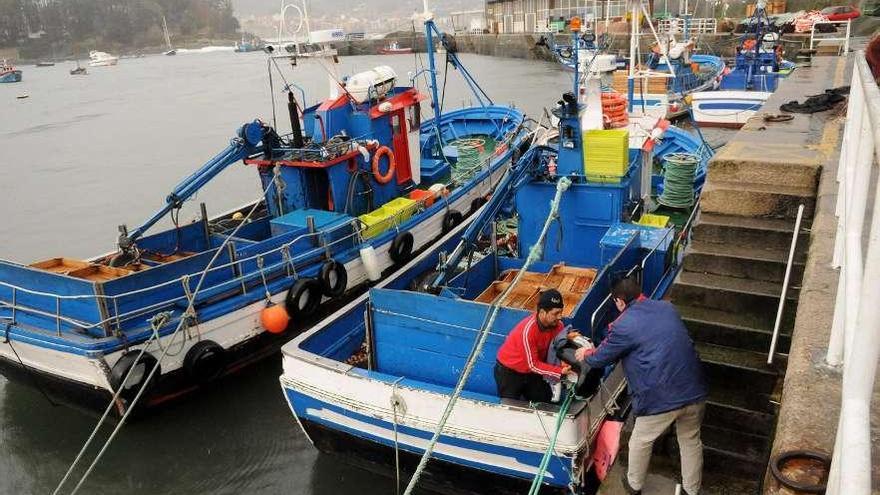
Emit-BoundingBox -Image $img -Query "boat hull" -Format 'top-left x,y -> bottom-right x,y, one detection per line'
378,48 -> 413,55
0,70 -> 22,83
690,90 -> 771,128
88,59 -> 118,67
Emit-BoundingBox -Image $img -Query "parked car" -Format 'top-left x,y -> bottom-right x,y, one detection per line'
819,5 -> 861,21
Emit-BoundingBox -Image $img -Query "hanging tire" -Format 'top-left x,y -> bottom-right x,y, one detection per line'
389,232 -> 414,264
469,196 -> 488,214
320,260 -> 348,298
183,340 -> 227,384
109,350 -> 160,401
284,278 -> 323,319
442,209 -> 463,233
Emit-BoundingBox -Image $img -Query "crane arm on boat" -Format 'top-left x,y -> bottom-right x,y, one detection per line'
430,145 -> 553,289
123,120 -> 267,247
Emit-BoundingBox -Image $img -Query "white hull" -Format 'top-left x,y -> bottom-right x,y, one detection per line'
691,90 -> 771,127
279,217 -> 626,485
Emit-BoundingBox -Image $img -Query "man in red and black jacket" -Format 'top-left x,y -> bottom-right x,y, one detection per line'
494,289 -> 572,402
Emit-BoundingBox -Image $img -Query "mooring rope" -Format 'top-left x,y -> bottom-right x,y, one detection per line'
527,388 -> 576,495
53,179 -> 277,495
402,175 -> 572,495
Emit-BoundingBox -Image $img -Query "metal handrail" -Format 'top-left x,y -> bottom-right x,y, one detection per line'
768,204 -> 804,365
809,19 -> 851,55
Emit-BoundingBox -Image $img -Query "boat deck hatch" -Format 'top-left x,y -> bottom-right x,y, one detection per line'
474,264 -> 597,317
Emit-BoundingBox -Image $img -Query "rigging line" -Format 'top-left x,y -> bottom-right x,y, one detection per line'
403,175 -> 573,495
58,180 -> 278,495
268,58 -> 278,131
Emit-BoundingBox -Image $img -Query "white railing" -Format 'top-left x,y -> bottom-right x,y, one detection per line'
656,17 -> 717,34
825,51 -> 880,495
809,19 -> 851,56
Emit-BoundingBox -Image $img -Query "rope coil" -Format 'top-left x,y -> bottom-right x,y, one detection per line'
658,152 -> 698,209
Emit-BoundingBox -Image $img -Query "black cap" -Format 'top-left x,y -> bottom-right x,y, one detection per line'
538,289 -> 564,311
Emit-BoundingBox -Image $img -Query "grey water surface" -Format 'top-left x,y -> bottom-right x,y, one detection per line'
0,51 -> 574,495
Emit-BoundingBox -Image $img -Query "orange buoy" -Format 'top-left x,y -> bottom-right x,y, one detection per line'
601,92 -> 629,129
260,304 -> 290,334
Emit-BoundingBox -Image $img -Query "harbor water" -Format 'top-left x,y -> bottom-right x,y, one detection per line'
0,51 -> 576,495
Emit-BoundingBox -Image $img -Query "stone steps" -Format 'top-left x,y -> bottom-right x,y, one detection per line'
670,272 -> 797,322
680,304 -> 792,354
684,240 -> 805,285
700,180 -> 816,221
697,342 -> 783,396
693,212 -> 810,254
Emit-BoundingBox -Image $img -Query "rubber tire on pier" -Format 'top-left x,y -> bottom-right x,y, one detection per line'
389,232 -> 414,265
183,340 -> 227,384
769,450 -> 831,494
109,350 -> 160,401
320,260 -> 348,298
442,209 -> 463,234
285,278 -> 323,319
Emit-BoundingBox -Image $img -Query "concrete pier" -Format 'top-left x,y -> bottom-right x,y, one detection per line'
599,53 -> 873,494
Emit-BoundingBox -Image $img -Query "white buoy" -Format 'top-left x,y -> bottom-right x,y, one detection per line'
360,246 -> 381,281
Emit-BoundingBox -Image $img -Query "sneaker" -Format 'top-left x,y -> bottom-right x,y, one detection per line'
621,473 -> 641,495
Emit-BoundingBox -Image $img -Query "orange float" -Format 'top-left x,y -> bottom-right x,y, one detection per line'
260,303 -> 290,334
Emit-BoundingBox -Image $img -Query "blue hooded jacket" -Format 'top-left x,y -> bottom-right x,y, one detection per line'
584,297 -> 707,416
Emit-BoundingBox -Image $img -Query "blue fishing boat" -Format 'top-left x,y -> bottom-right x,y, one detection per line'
691,0 -> 795,127
1,60 -> 22,83
0,19 -> 528,416
234,35 -> 265,53
279,21 -> 712,494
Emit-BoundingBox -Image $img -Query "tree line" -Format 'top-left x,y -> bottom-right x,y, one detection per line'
0,0 -> 239,53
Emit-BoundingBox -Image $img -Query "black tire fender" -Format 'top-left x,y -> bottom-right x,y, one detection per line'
183,340 -> 227,384
389,232 -> 414,264
320,260 -> 348,298
442,209 -> 463,233
284,278 -> 323,319
109,350 -> 160,400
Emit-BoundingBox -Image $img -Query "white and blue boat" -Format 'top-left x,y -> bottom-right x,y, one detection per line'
0,22 -> 529,416
690,0 -> 795,127
279,25 -> 712,494
1,60 -> 22,83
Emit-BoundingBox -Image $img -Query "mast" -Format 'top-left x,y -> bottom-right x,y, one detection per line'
162,15 -> 172,50
422,0 -> 443,134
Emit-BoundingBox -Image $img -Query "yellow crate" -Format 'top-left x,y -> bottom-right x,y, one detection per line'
636,213 -> 670,228
583,129 -> 629,182
358,197 -> 418,239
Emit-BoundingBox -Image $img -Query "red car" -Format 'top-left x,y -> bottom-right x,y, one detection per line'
819,5 -> 861,21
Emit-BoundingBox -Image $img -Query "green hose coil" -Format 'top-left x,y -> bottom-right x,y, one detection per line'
658,152 -> 699,209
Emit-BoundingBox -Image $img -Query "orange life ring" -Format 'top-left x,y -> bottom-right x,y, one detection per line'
371,146 -> 396,185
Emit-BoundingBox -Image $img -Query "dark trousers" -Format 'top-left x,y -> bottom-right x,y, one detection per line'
494,361 -> 552,403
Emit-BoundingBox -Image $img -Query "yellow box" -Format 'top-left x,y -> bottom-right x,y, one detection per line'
583,129 -> 629,183
636,213 -> 670,228
358,197 -> 418,239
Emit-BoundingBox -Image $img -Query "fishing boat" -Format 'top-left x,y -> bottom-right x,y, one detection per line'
0,60 -> 22,83
279,15 -> 712,495
162,15 -> 177,56
70,61 -> 88,75
378,41 -> 413,55
690,0 -> 795,127
88,51 -> 119,67
35,61 -> 55,67
0,12 -> 528,417
235,35 -> 265,53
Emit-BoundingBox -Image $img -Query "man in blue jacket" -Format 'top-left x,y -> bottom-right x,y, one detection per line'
576,276 -> 707,495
